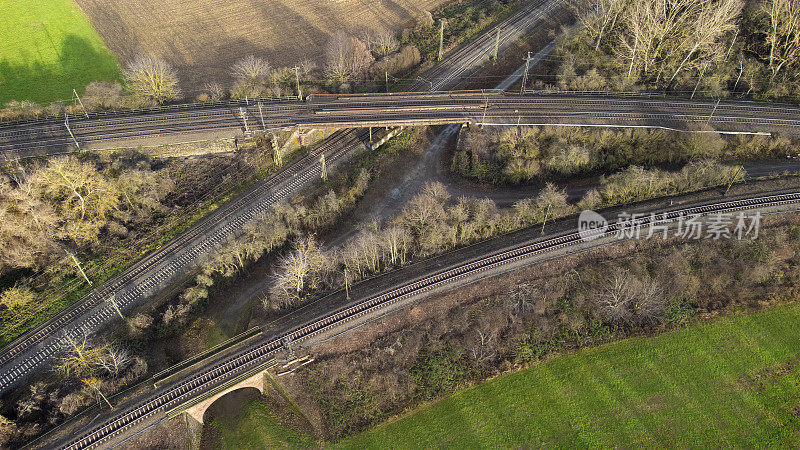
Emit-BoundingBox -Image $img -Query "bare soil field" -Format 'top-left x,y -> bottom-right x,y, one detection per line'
74,0 -> 447,93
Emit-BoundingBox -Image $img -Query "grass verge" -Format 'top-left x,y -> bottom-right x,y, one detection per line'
339,302 -> 800,448
208,399 -> 317,448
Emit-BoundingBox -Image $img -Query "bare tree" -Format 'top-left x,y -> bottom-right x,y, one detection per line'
33,156 -> 121,243
762,0 -> 800,78
470,328 -> 498,368
124,55 -> 180,105
272,236 -> 328,304
231,55 -> 272,98
81,82 -> 123,110
380,226 -> 412,266
633,278 -> 667,323
575,0 -> 630,50
362,29 -> 399,57
600,273 -> 637,324
613,0 -> 742,82
325,31 -> 375,84
0,176 -> 59,272
56,331 -> 106,376
98,346 -> 131,377
202,82 -> 226,102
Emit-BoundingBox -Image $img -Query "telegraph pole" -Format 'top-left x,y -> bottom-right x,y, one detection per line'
293,66 -> 302,99
106,294 -> 124,319
725,166 -> 742,195
64,114 -> 80,149
239,107 -> 249,134
691,61 -> 709,99
707,98 -> 721,125
65,249 -> 92,285
520,52 -> 533,95
541,203 -> 551,234
493,27 -> 501,63
344,268 -> 350,300
385,71 -> 390,93
481,89 -> 489,126
437,19 -> 446,61
73,89 -> 89,119
258,102 -> 266,131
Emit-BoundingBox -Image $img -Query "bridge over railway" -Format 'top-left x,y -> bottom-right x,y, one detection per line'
0,0 -> 567,401
3,91 -> 800,159
31,187 -> 800,449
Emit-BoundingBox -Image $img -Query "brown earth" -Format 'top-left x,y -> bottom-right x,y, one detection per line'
74,0 -> 448,93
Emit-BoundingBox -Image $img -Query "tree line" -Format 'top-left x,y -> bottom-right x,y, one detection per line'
0,150 -> 251,345
301,213 -> 800,440
1,0 -> 526,122
452,126 -> 793,185
553,0 -> 800,99
0,27 -> 417,122
0,329 -> 147,445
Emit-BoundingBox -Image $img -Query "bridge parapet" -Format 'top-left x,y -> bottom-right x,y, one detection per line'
183,371 -> 267,423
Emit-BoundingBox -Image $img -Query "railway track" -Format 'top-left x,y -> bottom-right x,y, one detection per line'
0,128 -> 368,393
58,191 -> 800,449
0,0 -> 563,157
404,0 -> 561,92
4,90 -> 800,156
0,0 -> 569,394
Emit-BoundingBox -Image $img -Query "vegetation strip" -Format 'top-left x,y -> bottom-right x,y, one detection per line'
340,302 -> 800,447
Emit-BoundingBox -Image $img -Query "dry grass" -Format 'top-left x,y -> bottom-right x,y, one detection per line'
74,0 -> 448,93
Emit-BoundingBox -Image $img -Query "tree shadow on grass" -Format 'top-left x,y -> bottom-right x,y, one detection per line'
0,34 -> 120,105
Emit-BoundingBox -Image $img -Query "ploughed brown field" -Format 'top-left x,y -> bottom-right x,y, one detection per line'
74,0 -> 446,93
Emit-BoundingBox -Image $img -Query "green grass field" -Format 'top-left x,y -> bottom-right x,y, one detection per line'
209,399 -> 317,448
0,0 -> 120,105
339,303 -> 800,448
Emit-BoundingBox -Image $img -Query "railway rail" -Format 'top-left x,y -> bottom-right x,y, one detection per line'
0,0 -> 567,394
4,91 -> 800,157
0,128 -> 368,393
57,191 -> 800,449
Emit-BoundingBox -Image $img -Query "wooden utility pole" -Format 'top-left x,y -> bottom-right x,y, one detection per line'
493,27 -> 501,63
84,379 -> 113,408
239,107 -> 249,134
344,268 -> 350,300
369,127 -> 373,148
385,71 -> 389,93
65,249 -> 92,285
64,114 -> 80,149
258,102 -> 266,131
733,60 -> 744,92
691,61 -> 709,99
293,66 -> 302,99
106,294 -> 124,319
725,166 -> 742,195
437,19 -> 445,61
520,51 -> 533,94
481,89 -> 488,126
541,203 -> 551,234
706,98 -> 721,125
73,89 -> 89,119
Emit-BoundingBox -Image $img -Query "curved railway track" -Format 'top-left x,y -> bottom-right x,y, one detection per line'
0,128 -> 368,393
0,0 -> 570,395
59,191 -> 800,449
